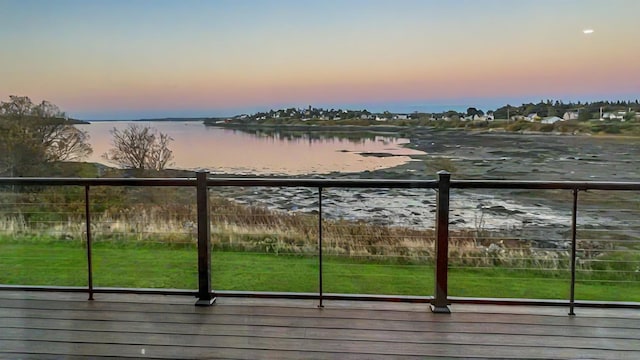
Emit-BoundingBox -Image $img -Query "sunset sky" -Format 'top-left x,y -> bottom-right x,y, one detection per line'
1,0 -> 639,120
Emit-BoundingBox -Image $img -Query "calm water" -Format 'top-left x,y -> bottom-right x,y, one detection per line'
78,121 -> 424,175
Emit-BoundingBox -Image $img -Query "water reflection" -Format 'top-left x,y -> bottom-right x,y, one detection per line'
228,127 -> 381,145
78,121 -> 424,175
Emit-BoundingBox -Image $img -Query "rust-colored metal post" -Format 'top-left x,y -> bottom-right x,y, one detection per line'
196,171 -> 215,306
84,185 -> 94,301
569,188 -> 579,316
318,187 -> 324,308
431,171 -> 451,313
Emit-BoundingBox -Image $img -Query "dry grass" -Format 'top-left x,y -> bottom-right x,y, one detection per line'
0,194 -> 592,270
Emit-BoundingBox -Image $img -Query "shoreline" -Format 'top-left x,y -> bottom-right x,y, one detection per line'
208,122 -> 640,139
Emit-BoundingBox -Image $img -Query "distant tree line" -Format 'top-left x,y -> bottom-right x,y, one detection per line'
492,99 -> 640,120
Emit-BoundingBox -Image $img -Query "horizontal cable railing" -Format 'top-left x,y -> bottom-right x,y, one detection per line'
1,173 -> 639,313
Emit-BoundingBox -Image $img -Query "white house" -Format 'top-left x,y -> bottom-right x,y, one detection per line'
601,112 -> 625,120
393,114 -> 409,120
473,114 -> 494,121
541,116 -> 563,124
563,111 -> 579,121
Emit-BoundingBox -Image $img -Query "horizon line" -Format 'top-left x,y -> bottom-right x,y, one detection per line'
74,97 -> 640,121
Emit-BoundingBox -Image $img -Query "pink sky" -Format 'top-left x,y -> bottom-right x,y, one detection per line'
1,0 -> 639,119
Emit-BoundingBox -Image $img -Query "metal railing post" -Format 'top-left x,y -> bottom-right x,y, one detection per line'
431,171 -> 451,313
318,187 -> 324,308
195,171 -> 215,306
84,185 -> 94,301
569,188 -> 579,316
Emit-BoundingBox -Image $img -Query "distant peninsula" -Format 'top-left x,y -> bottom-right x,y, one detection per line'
203,100 -> 640,136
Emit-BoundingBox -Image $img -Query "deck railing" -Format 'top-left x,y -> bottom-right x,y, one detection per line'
1,172 -> 639,314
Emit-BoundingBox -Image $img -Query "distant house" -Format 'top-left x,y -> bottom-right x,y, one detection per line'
360,114 -> 374,120
541,116 -> 563,124
393,114 -> 409,120
602,112 -> 625,121
375,116 -> 388,121
563,111 -> 579,121
473,114 -> 494,121
525,113 -> 539,122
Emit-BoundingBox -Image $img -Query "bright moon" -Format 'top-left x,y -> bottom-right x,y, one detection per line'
583,29 -> 594,34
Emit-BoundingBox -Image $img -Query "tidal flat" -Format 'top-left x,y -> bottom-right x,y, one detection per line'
220,129 -> 640,249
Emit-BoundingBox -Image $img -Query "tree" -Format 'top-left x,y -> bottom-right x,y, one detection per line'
0,95 -> 92,176
624,111 -> 636,122
493,105 -> 514,120
578,110 -> 592,122
103,124 -> 174,171
466,107 -> 480,117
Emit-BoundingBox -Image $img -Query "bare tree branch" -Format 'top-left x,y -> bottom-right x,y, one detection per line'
103,124 -> 174,171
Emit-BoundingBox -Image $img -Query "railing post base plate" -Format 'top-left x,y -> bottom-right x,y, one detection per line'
430,304 -> 451,314
195,297 -> 216,307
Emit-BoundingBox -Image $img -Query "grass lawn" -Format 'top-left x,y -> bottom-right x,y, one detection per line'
1,238 -> 638,302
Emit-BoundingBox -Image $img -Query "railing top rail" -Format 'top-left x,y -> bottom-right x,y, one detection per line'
0,177 -> 440,188
452,180 -> 640,191
206,178 -> 439,188
0,177 -> 196,186
1,176 -> 640,190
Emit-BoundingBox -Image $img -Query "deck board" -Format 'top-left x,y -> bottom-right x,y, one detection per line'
1,291 -> 639,359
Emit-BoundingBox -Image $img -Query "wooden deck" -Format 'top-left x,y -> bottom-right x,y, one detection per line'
1,291 -> 639,359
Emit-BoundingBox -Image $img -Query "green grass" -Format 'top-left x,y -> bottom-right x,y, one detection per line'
1,238 -> 639,302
